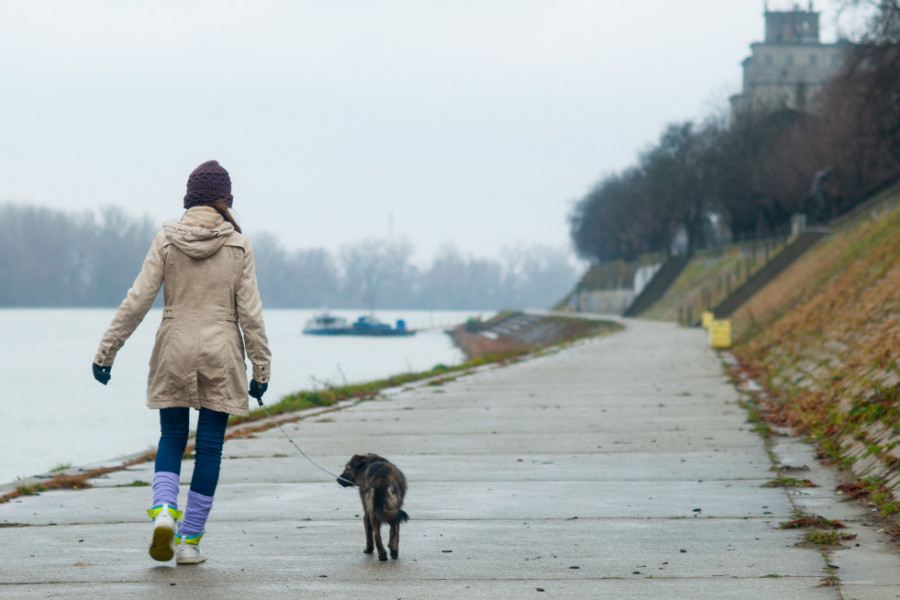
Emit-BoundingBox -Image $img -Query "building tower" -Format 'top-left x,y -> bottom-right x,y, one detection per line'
729,2 -> 848,119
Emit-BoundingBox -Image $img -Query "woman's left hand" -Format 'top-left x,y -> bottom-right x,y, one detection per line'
92,363 -> 112,385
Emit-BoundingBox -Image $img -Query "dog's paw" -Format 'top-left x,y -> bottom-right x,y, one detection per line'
378,554 -> 388,561
390,550 -> 398,559
364,547 -> 374,554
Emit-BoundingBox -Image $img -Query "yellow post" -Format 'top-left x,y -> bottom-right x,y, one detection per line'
709,319 -> 732,349
701,311 -> 714,329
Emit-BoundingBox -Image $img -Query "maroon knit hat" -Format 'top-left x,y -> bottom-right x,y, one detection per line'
184,160 -> 233,208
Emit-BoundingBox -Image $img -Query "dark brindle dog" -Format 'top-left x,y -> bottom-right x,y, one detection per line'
338,454 -> 409,560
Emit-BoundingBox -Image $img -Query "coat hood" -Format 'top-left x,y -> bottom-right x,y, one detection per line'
163,206 -> 236,259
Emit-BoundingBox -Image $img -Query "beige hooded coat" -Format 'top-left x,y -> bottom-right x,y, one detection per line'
94,206 -> 271,416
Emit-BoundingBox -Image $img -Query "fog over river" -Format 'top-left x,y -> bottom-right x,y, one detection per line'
0,308 -> 479,485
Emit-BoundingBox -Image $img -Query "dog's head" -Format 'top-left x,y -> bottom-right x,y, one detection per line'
337,453 -> 381,487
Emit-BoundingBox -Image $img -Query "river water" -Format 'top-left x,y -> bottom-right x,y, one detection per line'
0,308 -> 480,485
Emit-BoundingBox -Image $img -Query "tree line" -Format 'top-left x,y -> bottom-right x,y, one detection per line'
569,1 -> 900,263
0,203 -> 576,310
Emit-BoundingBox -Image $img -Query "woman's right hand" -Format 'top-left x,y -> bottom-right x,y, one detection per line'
249,379 -> 268,402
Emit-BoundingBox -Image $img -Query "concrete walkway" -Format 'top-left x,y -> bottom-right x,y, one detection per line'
3,318 -> 900,599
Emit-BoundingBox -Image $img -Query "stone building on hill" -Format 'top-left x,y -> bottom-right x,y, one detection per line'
730,2 -> 850,119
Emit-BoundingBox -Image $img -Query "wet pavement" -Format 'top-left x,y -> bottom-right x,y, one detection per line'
2,317 -> 900,599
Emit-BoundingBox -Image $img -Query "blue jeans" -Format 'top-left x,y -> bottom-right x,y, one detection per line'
155,407 -> 229,497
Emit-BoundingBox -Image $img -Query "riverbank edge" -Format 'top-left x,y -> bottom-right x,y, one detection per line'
0,311 -> 621,503
448,309 -> 623,359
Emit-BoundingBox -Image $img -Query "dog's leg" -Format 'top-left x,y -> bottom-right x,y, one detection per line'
371,516 -> 388,561
388,522 -> 399,559
364,512 -> 374,554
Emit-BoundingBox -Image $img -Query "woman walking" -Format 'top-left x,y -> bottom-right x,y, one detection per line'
92,160 -> 271,565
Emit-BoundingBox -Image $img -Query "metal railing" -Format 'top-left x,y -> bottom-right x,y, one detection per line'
677,236 -> 788,326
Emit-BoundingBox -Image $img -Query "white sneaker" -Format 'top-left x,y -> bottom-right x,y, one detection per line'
147,504 -> 181,562
175,534 -> 208,565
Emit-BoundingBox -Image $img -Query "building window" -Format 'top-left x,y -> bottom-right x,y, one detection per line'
764,54 -> 773,65
785,54 -> 794,66
809,55 -> 818,66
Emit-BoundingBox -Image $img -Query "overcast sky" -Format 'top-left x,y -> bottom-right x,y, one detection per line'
0,1 -> 853,265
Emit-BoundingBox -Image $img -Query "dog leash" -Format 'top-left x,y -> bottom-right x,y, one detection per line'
254,397 -> 356,487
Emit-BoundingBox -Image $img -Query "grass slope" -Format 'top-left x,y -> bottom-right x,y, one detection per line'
641,240 -> 787,322
729,185 -> 900,527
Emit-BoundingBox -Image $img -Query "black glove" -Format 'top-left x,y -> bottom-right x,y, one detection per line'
93,363 -> 112,385
249,379 -> 268,403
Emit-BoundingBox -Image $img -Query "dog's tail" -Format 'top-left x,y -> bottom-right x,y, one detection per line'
376,485 -> 409,525
384,507 -> 409,525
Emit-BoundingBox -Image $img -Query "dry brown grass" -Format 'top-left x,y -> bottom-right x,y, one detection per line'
730,187 -> 900,518
0,452 -> 155,505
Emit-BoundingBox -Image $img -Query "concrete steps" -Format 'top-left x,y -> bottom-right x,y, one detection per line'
711,231 -> 828,319
623,255 -> 690,317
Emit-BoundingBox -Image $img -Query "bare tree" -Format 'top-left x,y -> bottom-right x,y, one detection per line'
421,244 -> 504,309
503,243 -> 579,309
339,238 -> 415,310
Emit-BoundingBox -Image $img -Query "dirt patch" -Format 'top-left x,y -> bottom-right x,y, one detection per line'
449,312 -> 622,360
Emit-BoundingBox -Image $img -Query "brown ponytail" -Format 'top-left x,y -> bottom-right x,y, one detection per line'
207,198 -> 242,233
